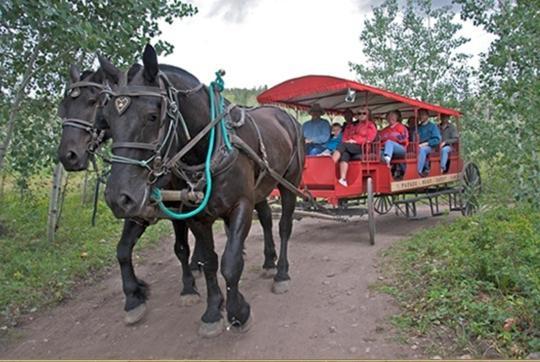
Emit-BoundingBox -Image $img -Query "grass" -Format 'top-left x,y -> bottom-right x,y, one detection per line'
0,175 -> 172,328
377,205 -> 540,358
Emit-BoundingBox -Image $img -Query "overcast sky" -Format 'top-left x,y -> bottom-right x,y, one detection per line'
158,0 -> 495,88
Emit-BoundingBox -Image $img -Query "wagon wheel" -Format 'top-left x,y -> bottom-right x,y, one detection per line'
460,162 -> 482,216
374,195 -> 393,215
367,177 -> 376,245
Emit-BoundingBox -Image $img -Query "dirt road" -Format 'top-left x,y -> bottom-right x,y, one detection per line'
2,211 -> 453,359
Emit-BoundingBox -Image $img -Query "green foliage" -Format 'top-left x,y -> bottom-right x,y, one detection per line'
223,86 -> 267,107
0,177 -> 172,327
455,0 -> 540,207
350,0 -> 472,104
379,206 -> 540,358
0,0 -> 198,181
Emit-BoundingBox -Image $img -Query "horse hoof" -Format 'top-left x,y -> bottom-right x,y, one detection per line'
191,270 -> 203,279
261,268 -> 277,279
272,280 -> 290,294
179,293 -> 201,307
198,318 -> 225,338
228,312 -> 254,334
124,303 -> 147,325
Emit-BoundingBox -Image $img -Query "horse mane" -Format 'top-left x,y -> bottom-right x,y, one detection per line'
159,64 -> 201,87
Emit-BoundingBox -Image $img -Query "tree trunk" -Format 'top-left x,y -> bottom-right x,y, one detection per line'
47,163 -> 64,243
0,39 -> 41,172
0,172 -> 5,200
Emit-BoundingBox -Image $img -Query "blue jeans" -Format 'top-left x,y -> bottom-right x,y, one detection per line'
440,145 -> 452,171
417,145 -> 432,174
383,140 -> 406,159
306,143 -> 326,156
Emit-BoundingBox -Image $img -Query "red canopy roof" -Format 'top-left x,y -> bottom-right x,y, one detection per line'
257,75 -> 461,118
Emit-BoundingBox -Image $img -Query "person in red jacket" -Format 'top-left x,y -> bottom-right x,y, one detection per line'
379,110 -> 409,167
332,108 -> 377,187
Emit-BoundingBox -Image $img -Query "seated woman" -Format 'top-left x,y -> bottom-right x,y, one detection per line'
379,110 -> 409,167
331,108 -> 377,187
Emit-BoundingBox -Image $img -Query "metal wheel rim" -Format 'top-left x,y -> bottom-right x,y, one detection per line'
374,195 -> 393,215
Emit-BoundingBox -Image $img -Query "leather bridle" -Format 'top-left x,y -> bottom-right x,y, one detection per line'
62,80 -> 111,153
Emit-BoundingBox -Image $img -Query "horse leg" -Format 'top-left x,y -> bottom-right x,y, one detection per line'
221,199 -> 253,332
117,219 -> 149,325
255,199 -> 277,278
171,220 -> 201,306
272,186 -> 296,294
189,236 -> 204,279
188,219 -> 225,338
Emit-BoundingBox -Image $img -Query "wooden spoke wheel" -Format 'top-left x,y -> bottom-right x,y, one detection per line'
367,177 -> 376,245
460,162 -> 482,216
374,195 -> 393,215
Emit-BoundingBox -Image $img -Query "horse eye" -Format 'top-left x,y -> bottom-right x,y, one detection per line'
147,114 -> 158,122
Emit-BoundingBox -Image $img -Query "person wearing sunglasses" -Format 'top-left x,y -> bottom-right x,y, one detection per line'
332,108 -> 377,187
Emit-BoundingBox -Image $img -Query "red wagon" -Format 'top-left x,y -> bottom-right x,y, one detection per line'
257,75 -> 481,245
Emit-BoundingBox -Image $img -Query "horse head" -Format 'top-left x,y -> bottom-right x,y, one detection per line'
57,56 -> 122,171
102,44 -> 209,219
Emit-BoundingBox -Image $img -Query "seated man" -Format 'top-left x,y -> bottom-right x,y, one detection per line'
320,122 -> 343,155
302,103 -> 331,156
416,108 -> 441,176
439,114 -> 459,173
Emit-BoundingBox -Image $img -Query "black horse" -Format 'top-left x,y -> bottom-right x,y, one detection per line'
56,60 -> 202,325
100,44 -> 304,336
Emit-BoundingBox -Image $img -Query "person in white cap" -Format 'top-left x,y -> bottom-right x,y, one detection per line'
302,103 -> 331,155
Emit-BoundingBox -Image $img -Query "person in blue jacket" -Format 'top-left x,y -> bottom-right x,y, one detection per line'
416,108 -> 441,176
303,103 -> 331,156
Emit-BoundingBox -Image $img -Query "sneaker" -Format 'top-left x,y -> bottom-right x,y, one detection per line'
383,155 -> 391,167
338,178 -> 348,187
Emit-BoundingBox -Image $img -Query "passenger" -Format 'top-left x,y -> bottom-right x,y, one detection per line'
439,114 -> 459,173
415,109 -> 441,176
332,108 -> 377,187
302,103 -> 331,156
379,110 -> 409,167
319,122 -> 343,156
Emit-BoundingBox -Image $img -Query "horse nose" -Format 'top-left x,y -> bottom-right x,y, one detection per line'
105,188 -> 138,217
118,193 -> 136,211
59,148 -> 83,170
66,150 -> 77,162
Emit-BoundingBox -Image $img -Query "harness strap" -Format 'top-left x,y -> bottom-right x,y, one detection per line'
62,118 -> 95,131
112,142 -> 158,151
164,105 -> 233,170
231,134 -> 310,201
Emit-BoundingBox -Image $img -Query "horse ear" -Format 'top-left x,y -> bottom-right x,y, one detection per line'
97,54 -> 121,85
142,44 -> 159,82
69,64 -> 81,83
